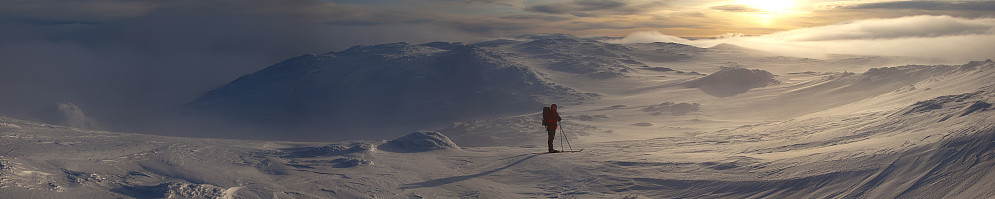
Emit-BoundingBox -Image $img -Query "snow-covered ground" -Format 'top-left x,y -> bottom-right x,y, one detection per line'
2,36 -> 994,198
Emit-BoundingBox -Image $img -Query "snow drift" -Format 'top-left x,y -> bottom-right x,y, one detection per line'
283,142 -> 375,158
643,102 -> 701,116
684,67 -> 778,97
711,88 -> 995,198
380,131 -> 460,152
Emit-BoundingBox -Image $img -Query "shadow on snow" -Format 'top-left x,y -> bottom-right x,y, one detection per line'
401,154 -> 539,189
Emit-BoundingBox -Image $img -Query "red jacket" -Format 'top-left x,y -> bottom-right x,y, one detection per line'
544,108 -> 561,130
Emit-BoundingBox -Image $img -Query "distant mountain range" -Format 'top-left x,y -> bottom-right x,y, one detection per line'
153,35 -> 927,141
180,38 -> 651,139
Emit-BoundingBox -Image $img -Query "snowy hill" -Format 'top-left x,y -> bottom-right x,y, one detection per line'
511,38 -> 647,79
177,42 -> 595,140
683,67 -> 779,97
171,38 -> 798,141
126,37 -> 954,143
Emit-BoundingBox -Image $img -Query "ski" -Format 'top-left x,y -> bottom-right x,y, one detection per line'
531,149 -> 584,154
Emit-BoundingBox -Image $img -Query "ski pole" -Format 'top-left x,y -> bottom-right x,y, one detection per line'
559,124 -> 564,151
560,123 -> 573,151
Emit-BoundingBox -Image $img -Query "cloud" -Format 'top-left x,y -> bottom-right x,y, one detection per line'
711,4 -> 763,13
0,0 -> 155,22
443,0 -> 524,6
607,15 -> 995,62
765,15 -> 995,41
848,1 -> 995,11
523,0 -> 666,17
499,14 -> 574,21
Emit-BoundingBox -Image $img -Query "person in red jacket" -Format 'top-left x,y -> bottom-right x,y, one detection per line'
542,104 -> 562,153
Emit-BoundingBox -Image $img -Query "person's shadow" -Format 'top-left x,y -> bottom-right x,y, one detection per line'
401,154 -> 539,189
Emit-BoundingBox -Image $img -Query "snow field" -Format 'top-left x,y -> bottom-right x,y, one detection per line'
1,34 -> 994,198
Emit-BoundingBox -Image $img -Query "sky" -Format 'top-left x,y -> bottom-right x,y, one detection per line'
1,0 -> 994,124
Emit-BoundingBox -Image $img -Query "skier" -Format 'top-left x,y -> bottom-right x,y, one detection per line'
542,104 -> 562,153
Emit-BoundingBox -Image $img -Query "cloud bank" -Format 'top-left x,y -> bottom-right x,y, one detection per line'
767,15 -> 995,41
524,0 -> 667,17
848,1 -> 995,11
608,15 -> 995,62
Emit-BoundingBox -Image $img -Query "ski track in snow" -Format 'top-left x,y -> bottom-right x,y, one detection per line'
1,37 -> 995,198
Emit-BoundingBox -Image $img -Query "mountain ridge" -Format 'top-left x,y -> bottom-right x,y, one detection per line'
180,41 -> 598,139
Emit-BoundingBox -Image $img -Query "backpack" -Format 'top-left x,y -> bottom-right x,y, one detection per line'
542,107 -> 551,126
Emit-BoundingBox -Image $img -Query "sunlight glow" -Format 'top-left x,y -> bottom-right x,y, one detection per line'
738,0 -> 795,13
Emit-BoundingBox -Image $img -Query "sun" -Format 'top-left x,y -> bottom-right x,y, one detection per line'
738,0 -> 795,13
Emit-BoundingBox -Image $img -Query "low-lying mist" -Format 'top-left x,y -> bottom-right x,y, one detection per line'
608,15 -> 995,63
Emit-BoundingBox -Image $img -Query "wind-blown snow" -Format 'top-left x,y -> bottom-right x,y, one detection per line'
25,102 -> 101,130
